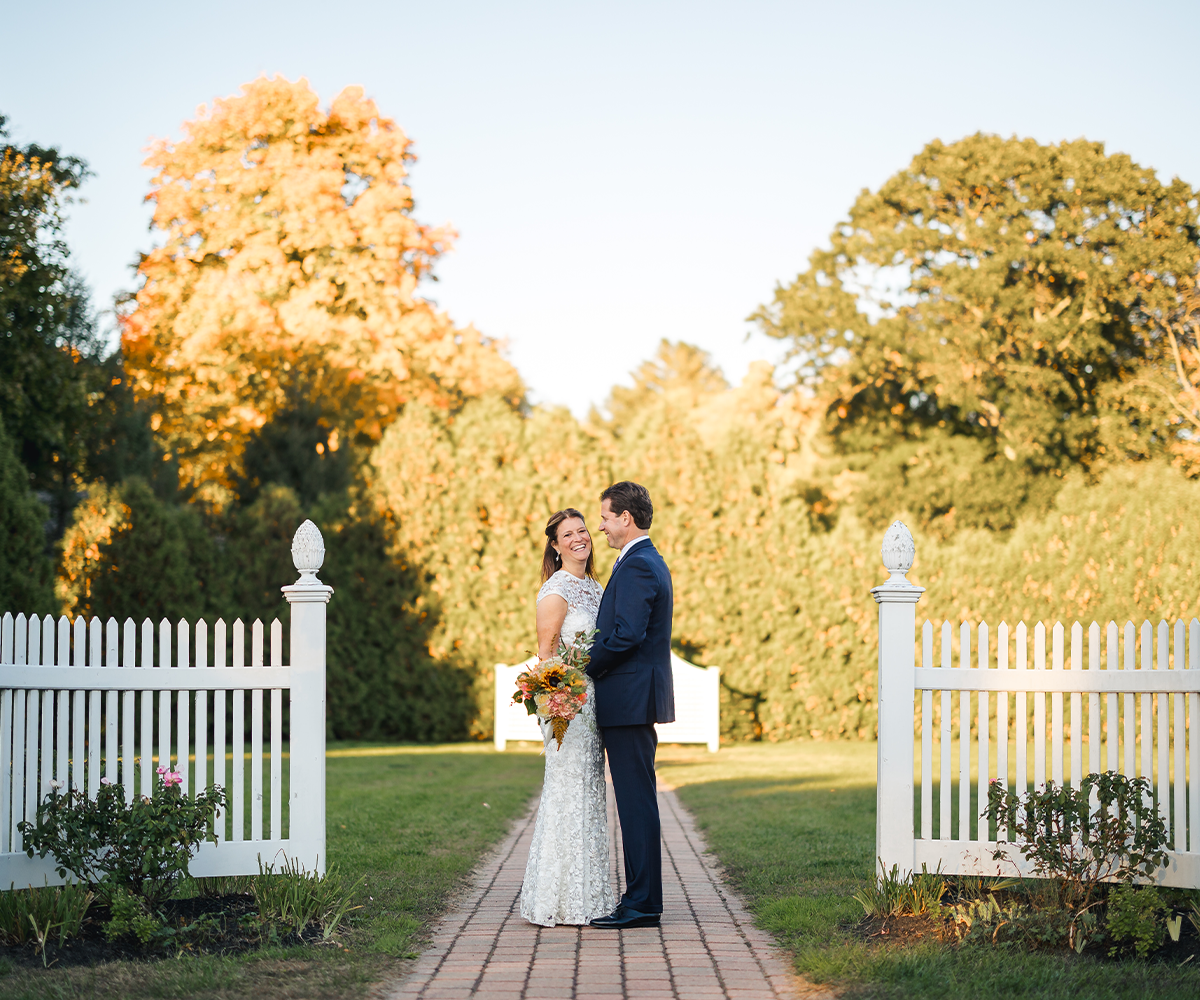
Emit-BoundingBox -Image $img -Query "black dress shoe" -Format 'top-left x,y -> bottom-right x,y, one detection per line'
589,905 -> 661,929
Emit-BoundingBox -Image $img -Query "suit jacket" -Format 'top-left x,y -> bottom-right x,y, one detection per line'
587,539 -> 675,727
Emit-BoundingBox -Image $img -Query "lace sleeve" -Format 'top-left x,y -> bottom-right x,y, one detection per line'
537,571 -> 572,606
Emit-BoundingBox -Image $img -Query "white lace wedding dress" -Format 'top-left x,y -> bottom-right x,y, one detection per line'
519,570 -> 616,927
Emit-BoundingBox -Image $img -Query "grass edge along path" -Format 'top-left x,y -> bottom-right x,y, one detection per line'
0,742 -> 545,1000
658,742 -> 1200,1000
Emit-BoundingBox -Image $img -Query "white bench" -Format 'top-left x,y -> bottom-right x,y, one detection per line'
494,654 -> 720,752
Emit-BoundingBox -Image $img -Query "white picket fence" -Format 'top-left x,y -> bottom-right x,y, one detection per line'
0,520 -> 332,888
873,520 -> 1200,888
494,653 -> 720,752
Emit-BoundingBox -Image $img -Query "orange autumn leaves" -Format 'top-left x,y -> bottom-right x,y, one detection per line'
121,77 -> 521,502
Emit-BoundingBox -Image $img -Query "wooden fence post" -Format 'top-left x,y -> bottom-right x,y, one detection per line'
872,520 -> 924,879
282,520 -> 333,876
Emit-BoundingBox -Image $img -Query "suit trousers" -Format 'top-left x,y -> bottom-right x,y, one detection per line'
602,723 -> 662,914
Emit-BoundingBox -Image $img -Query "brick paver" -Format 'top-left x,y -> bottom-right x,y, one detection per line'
380,773 -> 830,1000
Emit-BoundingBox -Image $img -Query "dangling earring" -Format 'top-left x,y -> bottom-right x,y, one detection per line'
554,550 -> 561,562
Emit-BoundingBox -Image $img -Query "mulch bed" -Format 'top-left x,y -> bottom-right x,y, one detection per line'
0,893 -> 327,970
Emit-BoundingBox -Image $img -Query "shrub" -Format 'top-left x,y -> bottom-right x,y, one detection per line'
1105,884 -> 1167,958
18,770 -> 226,904
985,771 -> 1169,908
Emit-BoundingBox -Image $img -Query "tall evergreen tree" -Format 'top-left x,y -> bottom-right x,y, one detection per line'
0,415 -> 54,614
0,115 -> 107,531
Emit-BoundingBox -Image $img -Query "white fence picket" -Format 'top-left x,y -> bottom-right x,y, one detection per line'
54,617 -> 68,795
158,618 -> 172,780
1157,620 -> 1170,830
139,619 -> 153,797
176,620 -> 189,794
977,622 -> 990,842
1173,620 -> 1186,853
1191,619 -> 1200,852
1088,623 -> 1100,787
1123,621 -> 1136,780
0,614 -> 11,854
195,620 -> 208,800
71,617 -> 85,795
939,620 -> 951,841
1069,622 -> 1081,790
88,618 -> 102,797
1140,620 -> 1153,799
105,618 -> 119,783
270,619 -> 283,841
996,622 -> 1009,841
122,619 -> 136,796
251,620 -> 264,843
40,612 -> 53,801
214,618 -> 227,840
231,619 -> 245,844
1014,622 -> 1027,801
11,617 -> 27,852
919,621 -> 932,840
1105,622 -> 1118,774
26,619 -> 41,832
1051,622 -> 1064,787
958,620 -> 970,841
1033,622 -> 1046,790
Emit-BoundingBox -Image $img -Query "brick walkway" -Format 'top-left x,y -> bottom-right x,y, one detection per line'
380,774 -> 819,1000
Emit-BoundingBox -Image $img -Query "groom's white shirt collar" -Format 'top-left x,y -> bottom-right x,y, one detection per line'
616,535 -> 651,563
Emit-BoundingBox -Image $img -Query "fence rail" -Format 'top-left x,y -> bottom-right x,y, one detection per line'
0,520 -> 332,888
873,520 -> 1200,889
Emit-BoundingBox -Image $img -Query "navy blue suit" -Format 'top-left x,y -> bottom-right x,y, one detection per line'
587,538 -> 674,914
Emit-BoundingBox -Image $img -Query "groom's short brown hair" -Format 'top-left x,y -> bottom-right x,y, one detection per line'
601,481 -> 653,530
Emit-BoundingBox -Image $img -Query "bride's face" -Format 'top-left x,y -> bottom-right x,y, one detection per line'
554,517 -> 592,569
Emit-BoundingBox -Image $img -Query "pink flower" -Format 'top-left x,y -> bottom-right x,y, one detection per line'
160,770 -> 183,788
100,777 -> 113,786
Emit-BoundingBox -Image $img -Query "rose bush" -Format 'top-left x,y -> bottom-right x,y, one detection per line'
18,770 -> 226,904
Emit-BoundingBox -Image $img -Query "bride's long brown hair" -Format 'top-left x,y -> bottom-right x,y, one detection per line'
542,508 -> 598,583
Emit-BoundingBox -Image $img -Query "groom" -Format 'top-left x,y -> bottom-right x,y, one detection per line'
586,481 -> 675,929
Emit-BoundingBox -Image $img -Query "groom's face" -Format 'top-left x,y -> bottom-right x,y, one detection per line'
598,499 -> 631,550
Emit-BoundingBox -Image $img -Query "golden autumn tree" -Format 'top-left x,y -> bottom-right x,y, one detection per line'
122,76 -> 521,502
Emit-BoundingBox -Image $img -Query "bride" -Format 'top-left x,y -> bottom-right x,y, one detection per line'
518,508 -> 616,927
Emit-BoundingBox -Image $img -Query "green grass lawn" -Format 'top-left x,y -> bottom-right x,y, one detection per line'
0,743 -> 545,1000
657,742 -> 1200,1000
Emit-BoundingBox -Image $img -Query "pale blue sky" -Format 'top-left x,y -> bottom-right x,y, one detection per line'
4,0 -> 1198,415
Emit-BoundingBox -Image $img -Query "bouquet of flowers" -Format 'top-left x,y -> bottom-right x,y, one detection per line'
513,628 -> 596,749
